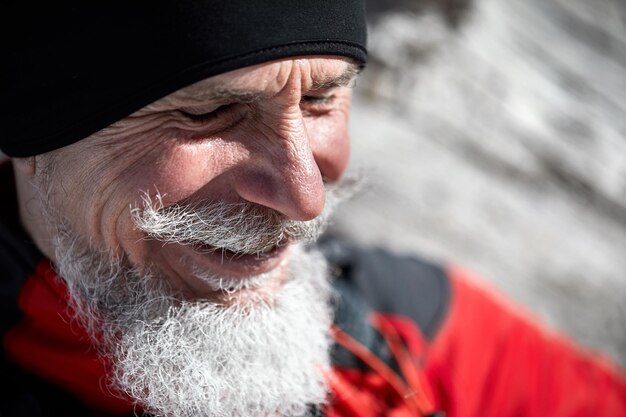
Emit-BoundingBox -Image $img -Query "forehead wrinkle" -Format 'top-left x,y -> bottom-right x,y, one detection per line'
176,62 -> 360,98
183,88 -> 269,103
145,62 -> 361,111
144,89 -> 266,112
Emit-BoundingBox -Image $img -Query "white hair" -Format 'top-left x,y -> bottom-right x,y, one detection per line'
131,182 -> 350,256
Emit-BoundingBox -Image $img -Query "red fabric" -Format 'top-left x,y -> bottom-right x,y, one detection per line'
327,367 -> 422,417
3,260 -> 135,415
422,266 -> 626,417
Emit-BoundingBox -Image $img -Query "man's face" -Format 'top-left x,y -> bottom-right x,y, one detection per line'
26,56 -> 358,417
40,56 -> 357,301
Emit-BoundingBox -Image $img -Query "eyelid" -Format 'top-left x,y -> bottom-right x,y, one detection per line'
179,103 -> 225,116
178,103 -> 239,125
301,95 -> 333,104
301,82 -> 353,103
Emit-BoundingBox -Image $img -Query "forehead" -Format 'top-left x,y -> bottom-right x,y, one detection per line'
151,56 -> 359,107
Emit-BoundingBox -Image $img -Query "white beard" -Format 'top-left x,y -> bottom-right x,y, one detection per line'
54,237 -> 333,417
38,175 -> 359,417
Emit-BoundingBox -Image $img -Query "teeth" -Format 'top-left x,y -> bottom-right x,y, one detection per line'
195,271 -> 276,292
192,242 -> 278,257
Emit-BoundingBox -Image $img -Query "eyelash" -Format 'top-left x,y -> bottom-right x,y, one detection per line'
179,104 -> 234,124
302,95 -> 334,105
301,95 -> 337,113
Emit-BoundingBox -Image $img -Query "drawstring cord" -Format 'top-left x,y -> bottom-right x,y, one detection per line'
370,314 -> 435,414
329,313 -> 441,417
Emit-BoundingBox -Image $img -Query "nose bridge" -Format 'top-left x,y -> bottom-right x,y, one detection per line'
270,60 -> 315,164
275,59 -> 305,106
277,112 -> 324,198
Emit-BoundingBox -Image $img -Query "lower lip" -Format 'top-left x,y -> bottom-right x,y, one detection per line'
182,242 -> 291,278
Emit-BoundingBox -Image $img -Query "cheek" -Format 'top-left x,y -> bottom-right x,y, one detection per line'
113,139 -> 249,262
142,139 -> 249,206
45,135 -> 244,247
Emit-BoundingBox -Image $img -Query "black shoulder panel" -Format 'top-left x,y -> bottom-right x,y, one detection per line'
0,163 -> 74,417
320,237 -> 451,340
0,362 -> 94,417
330,276 -> 398,371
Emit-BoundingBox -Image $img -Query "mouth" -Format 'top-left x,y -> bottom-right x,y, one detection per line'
182,239 -> 292,278
186,242 -> 293,301
146,235 -> 296,299
191,237 -> 288,259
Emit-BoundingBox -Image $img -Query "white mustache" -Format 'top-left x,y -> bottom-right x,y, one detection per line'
131,182 -> 355,255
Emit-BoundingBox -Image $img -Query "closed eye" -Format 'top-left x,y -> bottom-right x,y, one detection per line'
300,95 -> 338,116
179,104 -> 234,124
301,95 -> 334,105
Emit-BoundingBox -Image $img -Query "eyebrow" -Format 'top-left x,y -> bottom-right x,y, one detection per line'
180,62 -> 363,103
310,63 -> 362,90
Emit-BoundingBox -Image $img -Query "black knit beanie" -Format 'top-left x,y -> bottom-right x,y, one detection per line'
1,1 -> 367,157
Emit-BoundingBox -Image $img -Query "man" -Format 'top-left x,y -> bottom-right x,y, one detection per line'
1,1 -> 624,417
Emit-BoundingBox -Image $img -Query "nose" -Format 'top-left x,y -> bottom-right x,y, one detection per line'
232,111 -> 327,221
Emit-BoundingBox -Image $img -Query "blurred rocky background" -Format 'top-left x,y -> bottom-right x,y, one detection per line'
331,0 -> 626,366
